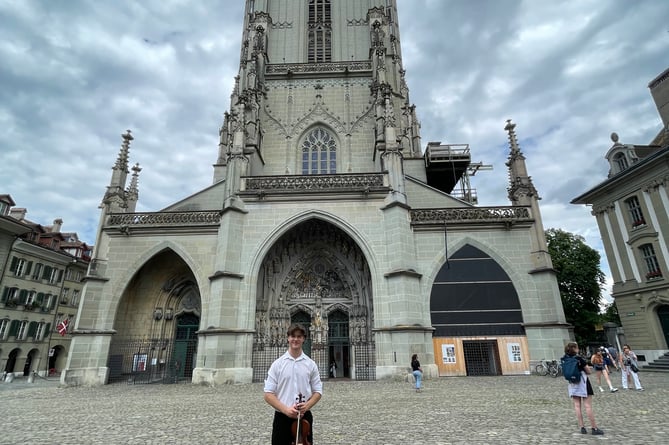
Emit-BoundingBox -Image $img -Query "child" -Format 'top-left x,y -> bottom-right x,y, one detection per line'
563,342 -> 604,435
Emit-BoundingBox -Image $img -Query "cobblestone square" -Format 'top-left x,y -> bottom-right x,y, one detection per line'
3,372 -> 667,444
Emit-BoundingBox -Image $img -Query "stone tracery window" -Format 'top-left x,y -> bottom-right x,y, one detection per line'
308,0 -> 332,63
301,128 -> 336,174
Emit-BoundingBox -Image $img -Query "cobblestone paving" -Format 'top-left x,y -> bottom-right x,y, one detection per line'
2,371 -> 668,444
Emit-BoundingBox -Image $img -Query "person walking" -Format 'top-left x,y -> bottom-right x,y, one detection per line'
563,342 -> 605,435
607,345 -> 619,371
590,350 -> 618,393
619,344 -> 644,391
264,324 -> 323,445
411,354 -> 423,392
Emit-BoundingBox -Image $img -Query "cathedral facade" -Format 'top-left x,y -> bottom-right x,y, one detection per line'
62,0 -> 570,386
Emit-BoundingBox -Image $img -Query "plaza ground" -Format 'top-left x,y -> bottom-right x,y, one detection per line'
2,371 -> 668,444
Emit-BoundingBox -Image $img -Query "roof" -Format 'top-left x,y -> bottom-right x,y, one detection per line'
571,145 -> 669,204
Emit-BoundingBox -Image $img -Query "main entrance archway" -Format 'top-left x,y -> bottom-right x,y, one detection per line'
252,219 -> 374,381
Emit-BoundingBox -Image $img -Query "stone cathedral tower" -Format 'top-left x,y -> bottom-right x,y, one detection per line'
62,0 -> 569,386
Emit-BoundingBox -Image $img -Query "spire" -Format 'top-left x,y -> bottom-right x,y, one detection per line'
126,163 -> 142,212
103,130 -> 134,213
504,120 -> 538,205
110,130 -> 133,190
504,120 -> 553,271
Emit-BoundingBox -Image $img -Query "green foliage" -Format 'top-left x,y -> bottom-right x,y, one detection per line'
545,228 -> 606,345
601,301 -> 621,325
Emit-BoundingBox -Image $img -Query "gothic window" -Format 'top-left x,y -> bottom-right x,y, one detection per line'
640,244 -> 662,280
625,196 -> 646,228
613,152 -> 628,173
307,0 -> 332,63
301,128 -> 337,174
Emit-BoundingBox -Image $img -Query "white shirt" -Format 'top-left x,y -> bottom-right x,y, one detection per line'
264,350 -> 323,409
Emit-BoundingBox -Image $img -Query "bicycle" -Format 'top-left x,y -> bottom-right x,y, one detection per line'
535,359 -> 560,377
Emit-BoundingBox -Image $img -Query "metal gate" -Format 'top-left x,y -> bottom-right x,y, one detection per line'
107,337 -> 197,384
353,342 -> 376,381
462,340 -> 501,376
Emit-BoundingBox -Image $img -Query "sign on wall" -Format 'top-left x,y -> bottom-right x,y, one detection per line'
442,344 -> 456,364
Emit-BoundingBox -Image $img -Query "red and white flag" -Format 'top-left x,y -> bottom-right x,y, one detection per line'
57,318 -> 69,336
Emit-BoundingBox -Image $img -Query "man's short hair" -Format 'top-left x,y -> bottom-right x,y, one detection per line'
287,323 -> 307,337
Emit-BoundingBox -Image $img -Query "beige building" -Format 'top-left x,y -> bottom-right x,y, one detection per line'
63,0 -> 570,386
573,67 -> 669,363
0,196 -> 90,380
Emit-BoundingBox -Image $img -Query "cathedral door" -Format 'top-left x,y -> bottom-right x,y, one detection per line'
328,310 -> 349,378
173,313 -> 199,380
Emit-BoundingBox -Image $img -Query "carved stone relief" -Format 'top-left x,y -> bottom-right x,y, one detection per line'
255,219 -> 373,347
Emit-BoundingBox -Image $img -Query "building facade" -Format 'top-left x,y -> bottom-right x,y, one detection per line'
573,67 -> 669,362
0,196 -> 90,380
63,0 -> 570,386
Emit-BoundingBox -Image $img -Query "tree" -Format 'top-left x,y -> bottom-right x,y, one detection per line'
601,301 -> 621,325
545,228 -> 606,345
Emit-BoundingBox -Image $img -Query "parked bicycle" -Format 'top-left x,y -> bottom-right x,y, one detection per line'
535,359 -> 561,377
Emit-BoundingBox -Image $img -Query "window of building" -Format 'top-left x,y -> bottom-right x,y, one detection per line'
0,318 -> 9,339
61,288 -> 70,304
307,0 -> 332,63
71,289 -> 80,307
45,267 -> 61,284
10,257 -> 32,278
45,294 -> 55,310
32,263 -> 43,280
26,291 -> 36,306
1,286 -> 19,304
625,196 -> 646,228
35,322 -> 46,341
613,152 -> 628,173
0,200 -> 8,216
301,128 -> 337,174
640,244 -> 662,280
17,320 -> 28,340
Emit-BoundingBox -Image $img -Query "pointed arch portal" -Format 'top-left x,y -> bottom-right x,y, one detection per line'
431,244 -> 526,376
252,219 -> 374,381
107,249 -> 201,384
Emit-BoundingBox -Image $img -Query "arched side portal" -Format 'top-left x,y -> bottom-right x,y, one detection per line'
252,219 -> 374,381
107,249 -> 201,384
431,244 -> 529,376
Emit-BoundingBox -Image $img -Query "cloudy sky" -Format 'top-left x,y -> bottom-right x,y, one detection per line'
1,0 -> 668,301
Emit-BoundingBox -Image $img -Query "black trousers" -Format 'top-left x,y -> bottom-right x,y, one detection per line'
272,410 -> 314,445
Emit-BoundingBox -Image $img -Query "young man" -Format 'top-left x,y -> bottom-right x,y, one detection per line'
264,324 -> 323,445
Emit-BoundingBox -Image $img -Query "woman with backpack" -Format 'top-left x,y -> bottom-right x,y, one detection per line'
563,342 -> 605,435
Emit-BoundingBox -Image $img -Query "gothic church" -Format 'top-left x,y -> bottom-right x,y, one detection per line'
63,0 -> 570,386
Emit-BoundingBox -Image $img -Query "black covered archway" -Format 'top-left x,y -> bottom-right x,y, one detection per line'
430,244 -> 524,336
